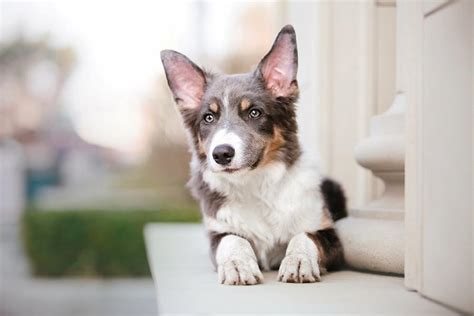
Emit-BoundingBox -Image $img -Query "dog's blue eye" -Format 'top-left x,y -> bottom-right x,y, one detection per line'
204,113 -> 214,124
249,109 -> 262,119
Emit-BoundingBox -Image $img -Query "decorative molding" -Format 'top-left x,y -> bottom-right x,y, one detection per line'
339,93 -> 406,275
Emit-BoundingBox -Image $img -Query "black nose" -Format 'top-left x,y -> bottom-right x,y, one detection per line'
212,144 -> 235,165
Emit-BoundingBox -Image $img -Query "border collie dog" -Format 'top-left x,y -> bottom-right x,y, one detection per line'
161,25 -> 347,285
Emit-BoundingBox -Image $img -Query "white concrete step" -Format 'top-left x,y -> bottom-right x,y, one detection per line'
144,223 -> 455,315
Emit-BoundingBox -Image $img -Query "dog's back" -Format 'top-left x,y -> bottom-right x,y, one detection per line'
320,178 -> 347,221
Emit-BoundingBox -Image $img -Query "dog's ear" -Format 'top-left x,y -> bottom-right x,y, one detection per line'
257,25 -> 298,98
161,50 -> 206,111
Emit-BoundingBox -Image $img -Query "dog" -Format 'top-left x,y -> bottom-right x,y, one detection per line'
161,25 -> 347,285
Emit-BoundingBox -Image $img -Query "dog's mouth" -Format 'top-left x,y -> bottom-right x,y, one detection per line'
210,153 -> 264,174
209,165 -> 248,174
220,167 -> 242,173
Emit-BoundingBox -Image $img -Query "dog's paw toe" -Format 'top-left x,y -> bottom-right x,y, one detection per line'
218,258 -> 263,286
278,253 -> 320,283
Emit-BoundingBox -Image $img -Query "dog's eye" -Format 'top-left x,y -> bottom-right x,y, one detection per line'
249,109 -> 262,119
203,113 -> 215,124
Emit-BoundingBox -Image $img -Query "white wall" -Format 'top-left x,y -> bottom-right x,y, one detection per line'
402,0 -> 473,312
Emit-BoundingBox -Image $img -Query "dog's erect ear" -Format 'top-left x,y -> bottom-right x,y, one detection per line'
161,50 -> 206,111
257,25 -> 298,98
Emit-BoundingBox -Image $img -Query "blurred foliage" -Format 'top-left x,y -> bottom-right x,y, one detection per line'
22,207 -> 200,277
0,34 -> 76,75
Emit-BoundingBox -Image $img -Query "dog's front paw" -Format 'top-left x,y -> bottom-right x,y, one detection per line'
278,253 -> 320,283
217,258 -> 263,285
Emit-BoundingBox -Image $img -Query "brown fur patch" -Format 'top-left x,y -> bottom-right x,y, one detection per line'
260,127 -> 285,165
240,98 -> 251,111
197,135 -> 206,156
320,207 -> 334,230
306,229 -> 344,271
209,102 -> 219,113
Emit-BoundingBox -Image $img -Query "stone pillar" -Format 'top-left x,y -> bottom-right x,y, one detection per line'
335,93 -> 406,275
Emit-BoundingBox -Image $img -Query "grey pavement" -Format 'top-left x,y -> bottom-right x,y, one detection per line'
0,222 -> 157,316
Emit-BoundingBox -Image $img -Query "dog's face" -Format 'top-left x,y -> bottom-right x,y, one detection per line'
161,25 -> 300,173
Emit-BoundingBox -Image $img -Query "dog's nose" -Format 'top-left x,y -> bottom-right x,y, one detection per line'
212,144 -> 235,165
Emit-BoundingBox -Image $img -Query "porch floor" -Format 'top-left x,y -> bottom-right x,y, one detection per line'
144,223 -> 456,315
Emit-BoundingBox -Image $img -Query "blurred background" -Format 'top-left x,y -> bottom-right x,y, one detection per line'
0,1 -> 397,315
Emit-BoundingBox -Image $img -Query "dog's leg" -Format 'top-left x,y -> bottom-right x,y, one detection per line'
214,234 -> 263,285
307,228 -> 344,272
278,232 -> 321,283
278,228 -> 343,283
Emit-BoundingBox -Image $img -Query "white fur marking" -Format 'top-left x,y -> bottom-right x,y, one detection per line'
208,129 -> 244,171
222,88 -> 230,109
278,232 -> 321,283
216,235 -> 263,285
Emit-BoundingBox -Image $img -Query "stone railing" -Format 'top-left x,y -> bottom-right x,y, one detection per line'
335,93 -> 406,275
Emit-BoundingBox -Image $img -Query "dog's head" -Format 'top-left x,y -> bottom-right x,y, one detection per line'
161,25 -> 300,174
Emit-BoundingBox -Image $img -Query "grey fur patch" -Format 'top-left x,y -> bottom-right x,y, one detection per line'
187,170 -> 226,218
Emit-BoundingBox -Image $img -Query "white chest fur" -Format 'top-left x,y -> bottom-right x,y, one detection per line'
202,156 -> 326,269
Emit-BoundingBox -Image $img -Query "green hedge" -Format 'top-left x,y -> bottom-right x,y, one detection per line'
22,208 -> 200,277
